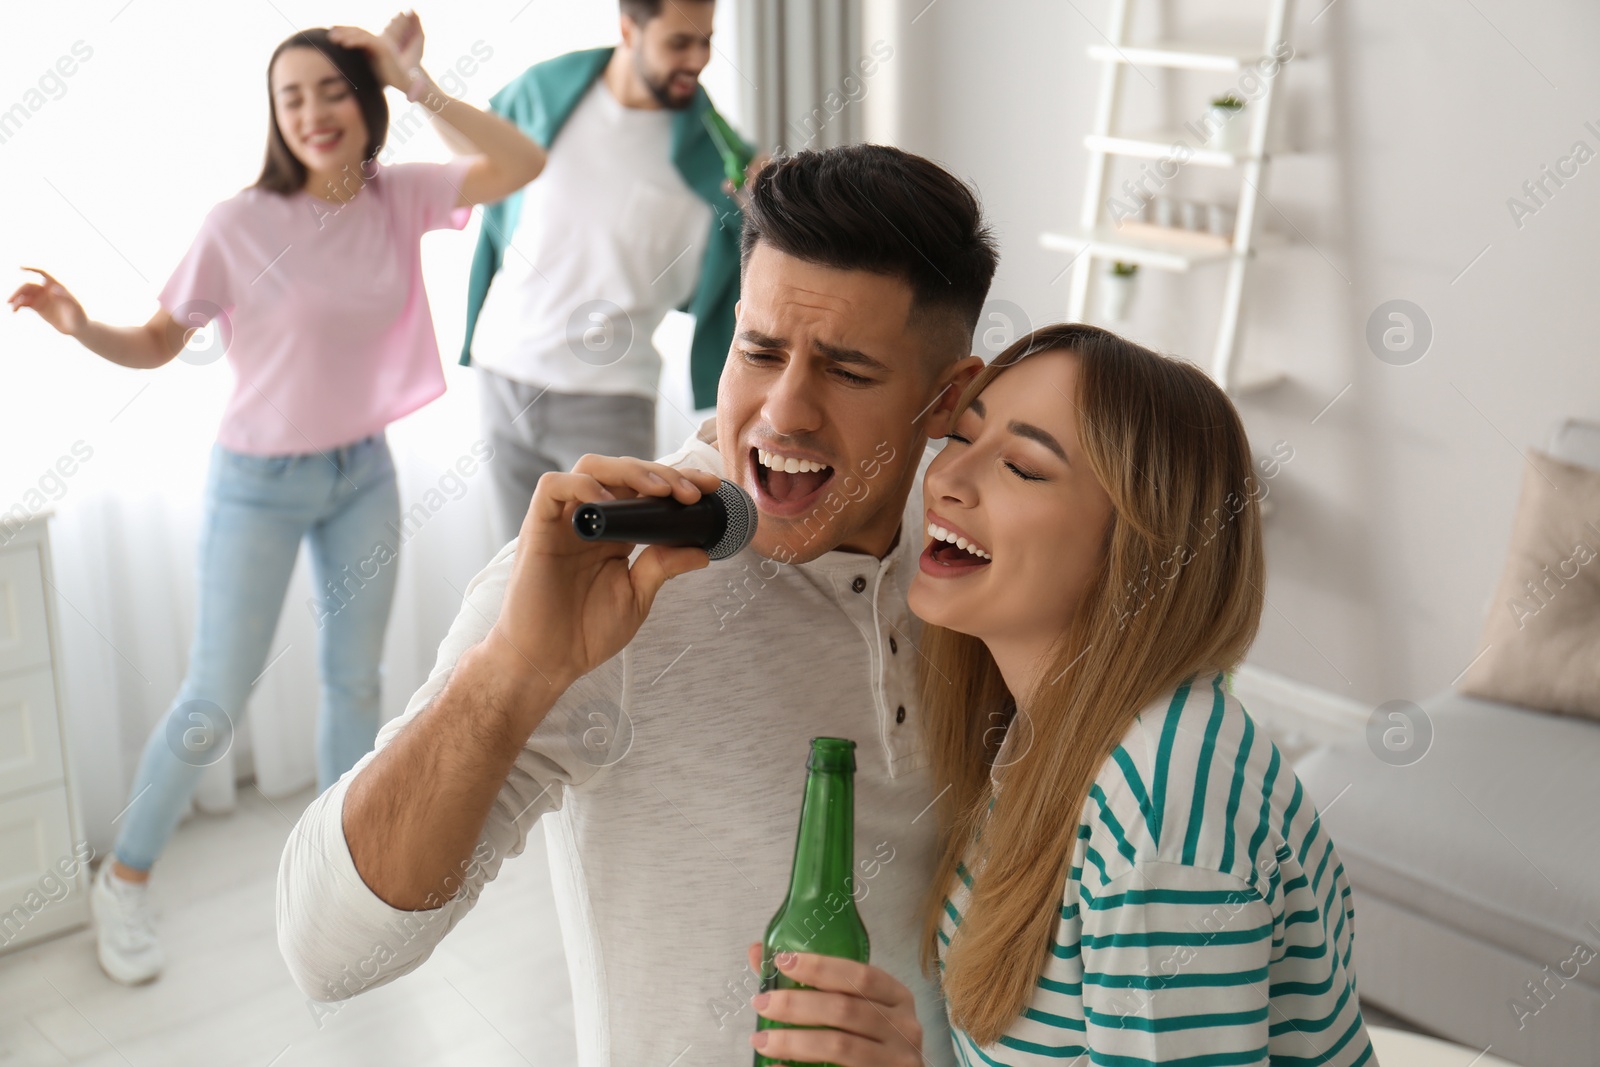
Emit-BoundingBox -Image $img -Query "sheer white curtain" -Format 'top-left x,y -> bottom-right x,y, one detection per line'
0,0 -> 742,855
736,0 -> 880,155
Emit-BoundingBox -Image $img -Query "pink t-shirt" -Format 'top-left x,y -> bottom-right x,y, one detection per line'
159,160 -> 472,455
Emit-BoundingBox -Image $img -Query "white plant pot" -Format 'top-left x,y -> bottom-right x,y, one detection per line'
1099,273 -> 1137,322
1204,106 -> 1248,155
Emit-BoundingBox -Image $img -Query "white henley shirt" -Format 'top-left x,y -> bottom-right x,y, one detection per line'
277,419 -> 957,1066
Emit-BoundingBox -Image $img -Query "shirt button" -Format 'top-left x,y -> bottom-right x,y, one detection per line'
851,576 -> 866,593
896,705 -> 906,724
889,636 -> 898,654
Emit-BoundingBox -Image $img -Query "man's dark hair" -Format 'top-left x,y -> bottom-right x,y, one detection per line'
619,0 -> 665,23
740,144 -> 999,364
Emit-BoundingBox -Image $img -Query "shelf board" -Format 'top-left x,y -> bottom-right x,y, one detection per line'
1040,223 -> 1236,273
1087,40 -> 1270,72
1041,222 -> 1286,272
1084,130 -> 1261,168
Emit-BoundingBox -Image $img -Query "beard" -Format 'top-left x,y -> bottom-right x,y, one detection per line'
635,51 -> 698,110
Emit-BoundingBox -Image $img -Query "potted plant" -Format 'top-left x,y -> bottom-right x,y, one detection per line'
1204,93 -> 1247,155
1100,261 -> 1139,321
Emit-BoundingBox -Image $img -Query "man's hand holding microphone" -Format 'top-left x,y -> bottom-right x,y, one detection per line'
476,455 -> 731,731
340,454 -> 738,912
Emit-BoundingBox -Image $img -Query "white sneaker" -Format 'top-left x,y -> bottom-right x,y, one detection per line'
90,862 -> 163,984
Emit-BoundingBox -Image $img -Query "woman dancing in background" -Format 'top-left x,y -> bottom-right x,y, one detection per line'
8,13 -> 542,985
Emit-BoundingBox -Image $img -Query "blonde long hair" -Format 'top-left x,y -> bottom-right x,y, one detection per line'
918,323 -> 1266,1043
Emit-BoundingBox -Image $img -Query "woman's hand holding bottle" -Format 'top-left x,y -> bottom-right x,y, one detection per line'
745,942 -> 926,1066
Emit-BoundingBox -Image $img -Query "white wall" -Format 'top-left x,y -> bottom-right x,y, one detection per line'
876,0 -> 1600,710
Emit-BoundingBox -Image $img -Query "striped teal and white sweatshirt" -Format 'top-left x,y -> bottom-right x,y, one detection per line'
937,671 -> 1374,1067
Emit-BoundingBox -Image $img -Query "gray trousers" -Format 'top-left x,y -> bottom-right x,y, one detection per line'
478,367 -> 657,544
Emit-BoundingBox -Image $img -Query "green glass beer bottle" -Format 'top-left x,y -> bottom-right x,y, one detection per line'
754,737 -> 870,1067
702,108 -> 754,189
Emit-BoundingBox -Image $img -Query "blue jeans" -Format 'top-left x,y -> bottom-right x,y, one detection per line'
114,433 -> 401,872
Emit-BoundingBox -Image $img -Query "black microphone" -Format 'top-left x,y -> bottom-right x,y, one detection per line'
572,479 -> 757,561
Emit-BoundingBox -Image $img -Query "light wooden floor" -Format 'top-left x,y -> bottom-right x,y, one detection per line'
0,786 -> 578,1067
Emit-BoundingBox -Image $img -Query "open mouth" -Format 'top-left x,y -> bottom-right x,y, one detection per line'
750,446 -> 835,517
921,518 -> 992,575
303,129 -> 344,151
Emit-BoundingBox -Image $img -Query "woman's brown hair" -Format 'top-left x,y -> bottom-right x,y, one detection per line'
256,29 -> 389,195
917,322 -> 1266,1043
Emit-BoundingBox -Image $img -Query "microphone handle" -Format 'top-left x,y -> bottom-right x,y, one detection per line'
573,495 -> 727,551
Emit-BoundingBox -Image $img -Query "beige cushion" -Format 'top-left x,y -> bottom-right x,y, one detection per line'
1459,448 -> 1600,720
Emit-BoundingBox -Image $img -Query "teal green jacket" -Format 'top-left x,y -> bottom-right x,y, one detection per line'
460,47 -> 750,410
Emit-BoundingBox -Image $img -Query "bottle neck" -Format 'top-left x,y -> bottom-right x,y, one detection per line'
784,768 -> 855,903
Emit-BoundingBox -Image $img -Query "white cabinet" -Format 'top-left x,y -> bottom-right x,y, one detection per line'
0,515 -> 89,953
0,545 -> 52,676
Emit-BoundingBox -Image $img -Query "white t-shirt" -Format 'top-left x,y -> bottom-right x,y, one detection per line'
277,420 -> 959,1067
469,79 -> 713,398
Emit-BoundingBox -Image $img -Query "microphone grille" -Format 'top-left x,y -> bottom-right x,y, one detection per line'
707,479 -> 758,561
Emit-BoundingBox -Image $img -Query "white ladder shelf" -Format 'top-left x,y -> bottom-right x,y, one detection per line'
1041,0 -> 1296,393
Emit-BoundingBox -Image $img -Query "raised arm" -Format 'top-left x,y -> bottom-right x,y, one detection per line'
277,456 -> 720,999
8,268 -> 188,370
418,75 -> 546,207
339,621 -> 564,909
380,12 -> 495,160
331,14 -> 545,208
340,456 -> 716,905
277,543 -> 567,1002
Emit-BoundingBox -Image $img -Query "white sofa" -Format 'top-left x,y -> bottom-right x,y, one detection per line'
1295,418 -> 1600,1067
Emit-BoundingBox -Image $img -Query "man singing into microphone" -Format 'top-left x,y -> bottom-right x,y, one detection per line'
277,144 -> 998,1066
